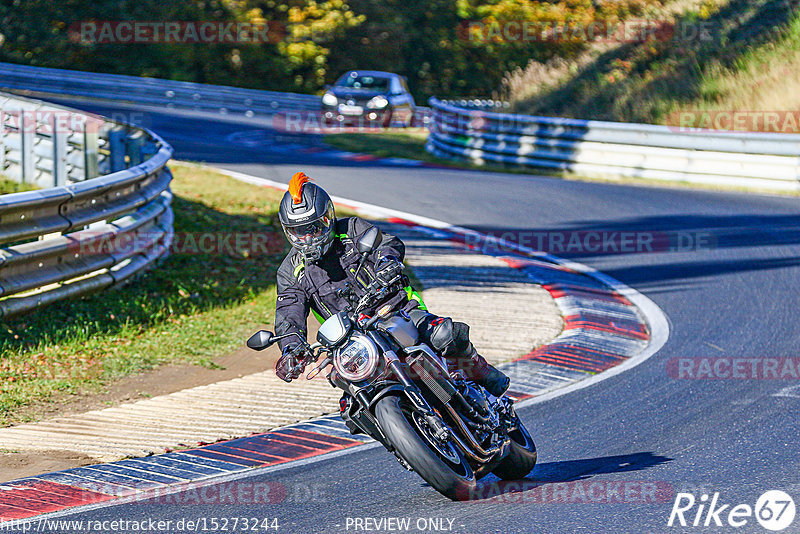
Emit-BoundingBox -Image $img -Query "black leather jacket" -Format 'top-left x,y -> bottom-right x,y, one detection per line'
274,217 -> 407,353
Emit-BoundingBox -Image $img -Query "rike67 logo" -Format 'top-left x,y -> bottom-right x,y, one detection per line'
668,491 -> 796,531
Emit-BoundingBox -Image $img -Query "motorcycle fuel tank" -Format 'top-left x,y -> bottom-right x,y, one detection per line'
378,315 -> 419,347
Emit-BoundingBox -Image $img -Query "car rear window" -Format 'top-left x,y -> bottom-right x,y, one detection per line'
336,74 -> 391,91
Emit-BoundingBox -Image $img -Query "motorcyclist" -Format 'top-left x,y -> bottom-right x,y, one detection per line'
273,171 -> 510,397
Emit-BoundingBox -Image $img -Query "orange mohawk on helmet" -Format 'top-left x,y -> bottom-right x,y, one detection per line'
288,172 -> 311,204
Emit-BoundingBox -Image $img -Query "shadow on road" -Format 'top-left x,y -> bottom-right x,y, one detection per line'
467,211 -> 800,293
529,451 -> 673,483
462,452 -> 674,503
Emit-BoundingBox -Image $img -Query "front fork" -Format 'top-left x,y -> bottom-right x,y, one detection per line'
394,342 -> 513,466
368,331 -> 450,442
361,332 -> 509,468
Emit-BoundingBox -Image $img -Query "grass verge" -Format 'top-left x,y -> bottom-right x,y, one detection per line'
0,163 -> 288,425
0,163 -> 427,425
325,131 -> 436,163
507,0 -> 800,124
324,131 -> 541,176
0,178 -> 37,195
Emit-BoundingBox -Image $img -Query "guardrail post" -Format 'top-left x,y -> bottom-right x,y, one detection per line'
84,130 -> 99,180
108,129 -> 126,172
140,140 -> 157,162
20,111 -> 35,184
52,127 -> 67,187
0,118 -> 6,178
125,132 -> 145,166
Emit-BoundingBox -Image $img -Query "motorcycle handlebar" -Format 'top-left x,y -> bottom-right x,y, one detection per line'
285,278 -> 404,371
354,275 -> 402,313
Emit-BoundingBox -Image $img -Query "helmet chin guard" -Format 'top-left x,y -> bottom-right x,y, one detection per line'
300,240 -> 333,263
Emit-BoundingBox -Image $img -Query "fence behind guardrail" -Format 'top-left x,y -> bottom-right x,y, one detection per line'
0,91 -> 173,319
426,97 -> 800,191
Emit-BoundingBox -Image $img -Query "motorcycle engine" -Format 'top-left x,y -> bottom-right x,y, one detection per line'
463,384 -> 489,416
452,374 -> 502,436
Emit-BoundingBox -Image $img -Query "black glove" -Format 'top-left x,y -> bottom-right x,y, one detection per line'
375,256 -> 403,286
276,344 -> 306,382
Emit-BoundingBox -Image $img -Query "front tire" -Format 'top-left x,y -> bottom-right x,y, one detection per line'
491,416 -> 537,480
375,395 -> 476,500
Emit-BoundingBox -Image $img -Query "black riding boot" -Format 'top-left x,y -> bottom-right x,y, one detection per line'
455,343 -> 510,397
410,309 -> 511,397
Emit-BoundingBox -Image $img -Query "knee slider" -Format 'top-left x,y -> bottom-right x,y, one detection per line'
428,318 -> 472,357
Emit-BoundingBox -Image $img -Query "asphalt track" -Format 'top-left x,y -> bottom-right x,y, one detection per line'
31,100 -> 800,533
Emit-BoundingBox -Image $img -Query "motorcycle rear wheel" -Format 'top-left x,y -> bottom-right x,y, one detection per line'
375,395 -> 477,500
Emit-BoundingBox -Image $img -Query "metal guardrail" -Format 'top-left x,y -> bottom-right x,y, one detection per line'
0,62 -> 320,119
0,62 -> 432,126
427,97 -> 800,191
0,91 -> 173,319
438,98 -> 510,111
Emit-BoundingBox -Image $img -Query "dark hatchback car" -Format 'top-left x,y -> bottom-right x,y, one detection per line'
321,70 -> 416,127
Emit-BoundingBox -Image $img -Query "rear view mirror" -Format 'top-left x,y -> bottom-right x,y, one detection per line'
247,330 -> 275,351
357,227 -> 382,255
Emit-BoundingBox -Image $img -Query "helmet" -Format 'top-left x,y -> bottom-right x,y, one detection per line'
278,172 -> 336,263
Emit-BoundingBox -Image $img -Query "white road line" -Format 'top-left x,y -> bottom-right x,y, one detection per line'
774,384 -> 800,398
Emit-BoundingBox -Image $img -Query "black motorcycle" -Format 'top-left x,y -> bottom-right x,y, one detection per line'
247,227 -> 537,500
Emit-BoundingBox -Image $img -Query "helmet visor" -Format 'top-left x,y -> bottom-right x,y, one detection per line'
283,215 -> 333,247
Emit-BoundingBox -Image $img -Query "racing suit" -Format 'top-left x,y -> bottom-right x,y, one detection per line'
274,217 -> 507,394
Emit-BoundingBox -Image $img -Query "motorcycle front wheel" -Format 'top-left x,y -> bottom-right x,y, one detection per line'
375,395 -> 477,501
490,415 -> 537,480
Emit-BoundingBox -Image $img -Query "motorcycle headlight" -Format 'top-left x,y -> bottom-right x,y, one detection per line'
366,95 -> 389,109
334,334 -> 379,382
322,92 -> 338,106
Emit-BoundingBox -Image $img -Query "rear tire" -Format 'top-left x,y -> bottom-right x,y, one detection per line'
375,395 -> 476,500
491,416 -> 537,480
